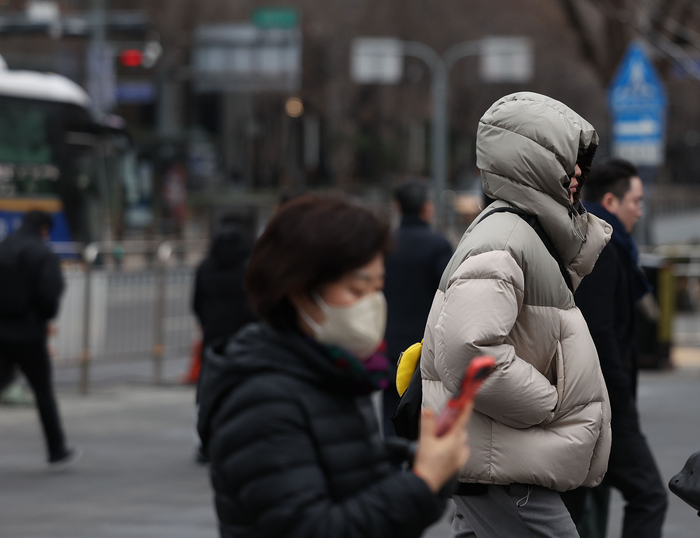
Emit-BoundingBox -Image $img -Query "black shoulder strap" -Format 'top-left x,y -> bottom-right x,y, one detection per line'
479,207 -> 574,293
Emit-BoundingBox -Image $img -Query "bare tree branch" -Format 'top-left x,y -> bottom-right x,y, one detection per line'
559,0 -> 604,75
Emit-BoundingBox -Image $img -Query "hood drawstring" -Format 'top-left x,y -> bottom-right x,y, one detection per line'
570,208 -> 587,244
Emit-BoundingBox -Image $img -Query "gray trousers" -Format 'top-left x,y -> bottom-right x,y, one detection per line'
452,485 -> 579,538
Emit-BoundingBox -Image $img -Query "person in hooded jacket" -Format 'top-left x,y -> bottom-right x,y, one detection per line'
193,216 -> 256,352
0,211 -> 79,467
197,195 -> 472,538
420,93 -> 613,537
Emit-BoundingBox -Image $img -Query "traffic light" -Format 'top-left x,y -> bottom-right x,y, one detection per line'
119,49 -> 143,67
117,41 -> 162,69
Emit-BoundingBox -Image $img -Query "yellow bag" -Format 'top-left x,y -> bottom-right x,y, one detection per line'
396,340 -> 422,396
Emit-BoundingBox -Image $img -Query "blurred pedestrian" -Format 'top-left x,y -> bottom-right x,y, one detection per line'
383,180 -> 452,436
197,195 -> 471,538
193,216 -> 256,353
421,93 -> 613,537
191,216 -> 256,462
562,159 -> 667,538
0,210 -> 80,468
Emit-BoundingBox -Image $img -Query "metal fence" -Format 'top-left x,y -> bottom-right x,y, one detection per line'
49,241 -> 207,393
48,240 -> 700,392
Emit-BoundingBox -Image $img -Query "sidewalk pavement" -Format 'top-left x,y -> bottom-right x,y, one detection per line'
0,383 -> 217,538
1,359 -> 699,537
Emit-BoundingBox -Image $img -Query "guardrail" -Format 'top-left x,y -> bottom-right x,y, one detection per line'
50,240 -> 207,394
49,241 -> 700,391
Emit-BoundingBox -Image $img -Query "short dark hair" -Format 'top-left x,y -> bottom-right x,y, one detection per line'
246,195 -> 392,330
583,159 -> 639,204
20,210 -> 54,235
394,180 -> 429,216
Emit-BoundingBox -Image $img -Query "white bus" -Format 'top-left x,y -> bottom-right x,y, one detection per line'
0,56 -> 150,245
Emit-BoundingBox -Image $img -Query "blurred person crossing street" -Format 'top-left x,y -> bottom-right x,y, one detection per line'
193,216 -> 257,355
0,211 -> 80,468
562,159 -> 668,538
191,215 -> 257,462
383,180 -> 452,437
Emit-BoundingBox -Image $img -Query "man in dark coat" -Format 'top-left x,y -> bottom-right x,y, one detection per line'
0,211 -> 78,467
193,218 -> 256,352
566,159 -> 667,537
382,180 -> 452,436
191,217 -> 256,462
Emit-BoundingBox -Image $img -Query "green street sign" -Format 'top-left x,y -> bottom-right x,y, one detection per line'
251,8 -> 299,29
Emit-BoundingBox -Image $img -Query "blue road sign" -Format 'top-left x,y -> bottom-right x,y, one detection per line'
116,81 -> 156,104
608,41 -> 667,166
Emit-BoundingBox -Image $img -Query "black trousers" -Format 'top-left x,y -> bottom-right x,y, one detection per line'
0,340 -> 67,460
562,406 -> 667,538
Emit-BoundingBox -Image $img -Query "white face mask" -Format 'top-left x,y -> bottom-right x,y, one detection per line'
298,291 -> 387,360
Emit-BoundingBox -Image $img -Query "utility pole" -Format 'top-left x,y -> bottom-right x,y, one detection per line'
91,0 -> 106,45
88,0 -> 113,115
352,37 -> 531,228
403,40 -> 480,229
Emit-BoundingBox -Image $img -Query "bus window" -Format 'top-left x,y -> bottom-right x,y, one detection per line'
0,100 -> 60,196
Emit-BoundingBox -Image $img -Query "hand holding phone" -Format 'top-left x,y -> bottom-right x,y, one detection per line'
434,356 -> 496,437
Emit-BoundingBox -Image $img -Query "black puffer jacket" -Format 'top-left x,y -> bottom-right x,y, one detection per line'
193,224 -> 256,348
197,323 -> 445,538
0,223 -> 64,343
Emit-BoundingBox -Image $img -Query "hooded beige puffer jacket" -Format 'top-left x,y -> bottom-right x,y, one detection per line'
421,93 -> 613,492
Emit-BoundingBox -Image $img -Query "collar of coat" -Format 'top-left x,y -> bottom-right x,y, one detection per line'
585,201 -> 652,300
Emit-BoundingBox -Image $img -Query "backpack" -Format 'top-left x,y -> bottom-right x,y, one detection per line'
391,206 -> 573,440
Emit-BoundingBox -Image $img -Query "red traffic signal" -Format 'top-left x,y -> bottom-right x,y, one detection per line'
119,49 -> 143,67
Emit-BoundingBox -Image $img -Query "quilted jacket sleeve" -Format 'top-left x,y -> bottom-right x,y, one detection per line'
435,250 -> 558,428
209,377 -> 445,538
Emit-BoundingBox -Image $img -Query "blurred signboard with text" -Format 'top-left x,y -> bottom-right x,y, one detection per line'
251,7 -> 299,29
193,23 -> 301,93
350,38 -> 404,84
479,36 -> 533,83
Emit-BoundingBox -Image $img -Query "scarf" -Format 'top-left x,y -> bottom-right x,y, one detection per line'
322,342 -> 391,395
584,202 -> 651,301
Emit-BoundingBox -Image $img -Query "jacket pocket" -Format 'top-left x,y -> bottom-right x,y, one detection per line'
541,341 -> 565,426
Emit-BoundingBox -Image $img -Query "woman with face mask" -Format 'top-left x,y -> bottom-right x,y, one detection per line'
197,195 -> 471,538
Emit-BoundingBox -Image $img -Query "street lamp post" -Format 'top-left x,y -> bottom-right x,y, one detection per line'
403,40 -> 481,229
91,0 -> 106,46
352,37 -> 532,226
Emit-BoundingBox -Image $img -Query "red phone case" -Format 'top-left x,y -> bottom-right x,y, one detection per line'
434,356 -> 496,437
